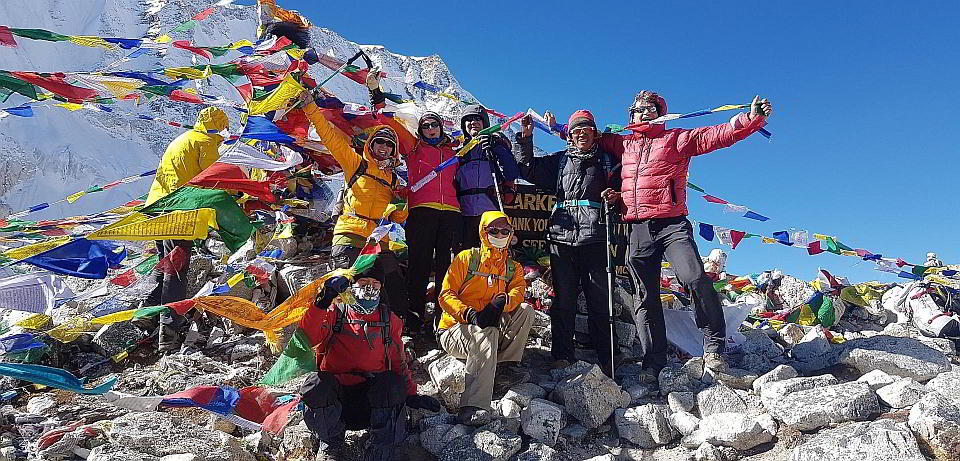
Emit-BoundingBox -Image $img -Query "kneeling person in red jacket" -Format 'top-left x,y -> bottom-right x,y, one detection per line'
298,260 -> 440,461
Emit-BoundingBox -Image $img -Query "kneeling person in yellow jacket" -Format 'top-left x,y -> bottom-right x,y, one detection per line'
438,210 -> 533,426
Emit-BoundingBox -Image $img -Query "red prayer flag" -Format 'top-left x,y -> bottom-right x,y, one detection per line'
103,180 -> 123,189
854,249 -> 870,257
10,72 -> 97,101
169,89 -> 205,104
156,246 -> 188,275
807,241 -> 824,255
703,195 -> 728,204
896,258 -> 907,267
173,40 -> 212,60
167,299 -> 196,315
730,230 -> 746,249
188,163 -> 276,203
191,7 -> 215,20
0,26 -> 17,48
109,268 -> 137,287
234,83 -> 252,102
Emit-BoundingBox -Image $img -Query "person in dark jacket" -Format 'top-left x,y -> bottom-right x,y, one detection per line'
299,259 -> 441,461
515,110 -> 620,376
456,104 -> 521,251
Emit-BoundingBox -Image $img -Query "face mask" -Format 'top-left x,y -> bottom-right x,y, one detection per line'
488,235 -> 510,249
350,284 -> 381,314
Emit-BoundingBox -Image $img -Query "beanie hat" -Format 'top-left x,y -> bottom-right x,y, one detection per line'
567,110 -> 596,131
368,127 -> 398,156
356,258 -> 385,285
418,111 -> 444,139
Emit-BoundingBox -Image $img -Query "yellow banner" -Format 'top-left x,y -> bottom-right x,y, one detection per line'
56,102 -> 85,111
91,309 -> 137,325
47,318 -> 95,343
16,314 -> 51,330
66,191 -> 86,203
248,74 -> 304,116
88,209 -> 217,241
164,65 -> 212,80
3,237 -> 71,261
68,36 -> 113,49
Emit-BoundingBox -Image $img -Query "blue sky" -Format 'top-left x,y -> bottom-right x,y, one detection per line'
290,1 -> 960,282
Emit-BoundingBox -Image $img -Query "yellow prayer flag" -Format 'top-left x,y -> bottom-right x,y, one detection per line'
155,34 -> 172,43
437,92 -> 459,101
711,104 -> 748,112
164,66 -> 212,80
111,350 -> 129,362
91,309 -> 137,325
88,208 -> 217,242
56,102 -> 86,111
3,237 -> 72,261
226,272 -> 245,287
47,318 -> 95,343
660,294 -> 676,304
276,223 -> 294,239
66,191 -> 86,203
794,305 -> 817,326
812,233 -> 830,241
248,74 -> 304,115
16,314 -> 51,330
230,40 -> 254,49
762,237 -> 776,244
840,250 -> 859,257
68,36 -> 114,49
98,79 -> 144,99
285,48 -> 306,60
661,262 -> 671,268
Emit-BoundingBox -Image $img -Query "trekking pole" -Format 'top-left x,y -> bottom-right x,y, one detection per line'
603,202 -> 617,381
486,147 -> 507,212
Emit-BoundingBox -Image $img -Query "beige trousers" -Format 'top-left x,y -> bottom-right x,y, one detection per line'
439,304 -> 534,410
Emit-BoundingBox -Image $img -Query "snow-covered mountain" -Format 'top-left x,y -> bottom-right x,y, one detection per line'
0,0 -> 488,220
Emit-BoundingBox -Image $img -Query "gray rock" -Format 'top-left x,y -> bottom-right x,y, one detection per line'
684,412 -> 774,451
789,419 -> 925,461
694,442 -> 726,461
669,411 -> 700,437
26,395 -> 56,415
439,430 -> 522,461
698,383 -> 748,417
615,404 -> 677,448
626,384 -> 654,404
280,421 -> 315,461
503,382 -> 547,408
87,446 -> 161,461
703,366 -> 759,391
908,391 -> 960,460
924,371 -> 960,404
791,328 -> 832,361
759,375 -> 838,405
512,442 -> 560,461
521,399 -> 564,447
92,322 -> 144,357
738,329 -> 784,359
228,343 -> 261,363
659,365 -> 699,395
857,369 -> 897,391
668,391 -> 696,413
877,378 -> 927,409
752,364 -> 798,393
160,456 -> 200,461
920,337 -> 957,357
838,335 -> 950,382
765,382 -> 879,431
429,355 -> 466,409
107,412 -> 254,461
499,399 -> 521,419
560,423 -> 589,444
553,363 -> 623,429
779,323 -> 806,347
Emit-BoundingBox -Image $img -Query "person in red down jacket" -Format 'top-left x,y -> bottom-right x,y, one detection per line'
547,92 -> 772,378
298,258 -> 440,461
367,68 -> 463,335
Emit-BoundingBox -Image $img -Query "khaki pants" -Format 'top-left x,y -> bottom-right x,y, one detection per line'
439,304 -> 534,410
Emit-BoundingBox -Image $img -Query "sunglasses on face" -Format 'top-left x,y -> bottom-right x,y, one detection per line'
487,227 -> 512,236
372,138 -> 396,150
631,105 -> 658,115
463,115 -> 484,124
570,127 -> 595,137
420,121 -> 441,130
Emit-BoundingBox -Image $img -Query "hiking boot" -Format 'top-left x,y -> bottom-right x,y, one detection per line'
158,326 -> 182,355
703,352 -> 729,373
457,406 -> 493,426
494,365 -> 530,394
550,359 -> 572,370
315,441 -> 345,461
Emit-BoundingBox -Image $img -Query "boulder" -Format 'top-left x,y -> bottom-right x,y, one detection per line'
614,404 -> 677,448
513,442 -> 560,461
26,395 -> 56,415
669,411 -> 700,437
521,399 -> 564,447
87,446 -> 161,461
438,429 -> 522,461
697,383 -> 748,417
779,323 -> 806,347
683,412 -> 774,451
752,364 -> 798,393
765,382 -> 879,431
499,399 -> 521,419
738,329 -> 784,358
760,375 -> 838,405
107,412 -> 255,461
877,379 -> 927,409
789,419 -> 925,461
693,442 -> 726,461
790,327 -> 832,361
659,365 -> 699,395
420,423 -> 473,457
857,369 -> 897,391
908,391 -> 960,460
668,391 -> 696,413
502,382 -> 547,408
429,355 -> 466,409
560,423 -> 589,444
838,335 -> 950,382
924,371 -> 960,404
553,363 -> 623,429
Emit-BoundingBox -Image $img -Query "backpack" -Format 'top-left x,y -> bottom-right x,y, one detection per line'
332,159 -> 398,218
324,301 -> 394,371
461,247 -> 517,289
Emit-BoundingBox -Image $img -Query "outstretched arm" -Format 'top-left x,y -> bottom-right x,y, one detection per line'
301,92 -> 363,176
677,96 -> 772,158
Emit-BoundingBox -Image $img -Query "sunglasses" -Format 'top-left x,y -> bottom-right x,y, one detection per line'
570,127 -> 595,137
631,105 -> 658,115
463,115 -> 484,124
420,121 -> 441,130
371,138 -> 396,149
487,227 -> 512,236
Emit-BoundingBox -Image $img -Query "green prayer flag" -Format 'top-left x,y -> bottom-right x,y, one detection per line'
9,28 -> 70,42
912,265 -> 930,277
85,185 -> 103,193
141,186 -> 254,252
134,254 -> 160,275
817,296 -> 836,328
0,71 -> 39,100
132,305 -> 168,319
170,20 -> 198,34
824,237 -> 840,255
686,182 -> 706,193
0,88 -> 12,104
259,328 -> 317,386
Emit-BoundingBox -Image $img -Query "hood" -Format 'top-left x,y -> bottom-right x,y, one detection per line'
478,210 -> 511,262
194,106 -> 228,134
459,104 -> 490,139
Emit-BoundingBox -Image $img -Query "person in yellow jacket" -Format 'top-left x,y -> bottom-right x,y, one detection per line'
299,89 -> 412,322
143,106 -> 228,353
438,210 -> 533,426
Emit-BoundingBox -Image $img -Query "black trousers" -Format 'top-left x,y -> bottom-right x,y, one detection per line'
331,244 -> 410,323
549,242 -> 616,376
301,371 -> 407,461
405,207 -> 462,329
146,240 -> 192,340
459,215 -> 483,252
625,217 -> 725,372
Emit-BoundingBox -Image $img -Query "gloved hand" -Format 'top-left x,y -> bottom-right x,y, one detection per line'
315,275 -> 350,309
490,293 -> 507,310
406,394 -> 441,412
365,66 -> 382,91
466,301 -> 503,329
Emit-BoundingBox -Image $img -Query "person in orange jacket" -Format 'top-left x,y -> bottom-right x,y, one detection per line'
299,89 -> 411,321
437,210 -> 533,426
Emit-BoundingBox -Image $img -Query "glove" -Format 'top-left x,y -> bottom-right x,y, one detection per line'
303,48 -> 320,65
475,134 -> 492,153
406,394 -> 441,412
466,303 -> 503,329
490,293 -> 507,310
364,66 -> 381,91
369,87 -> 386,106
315,276 -> 350,309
